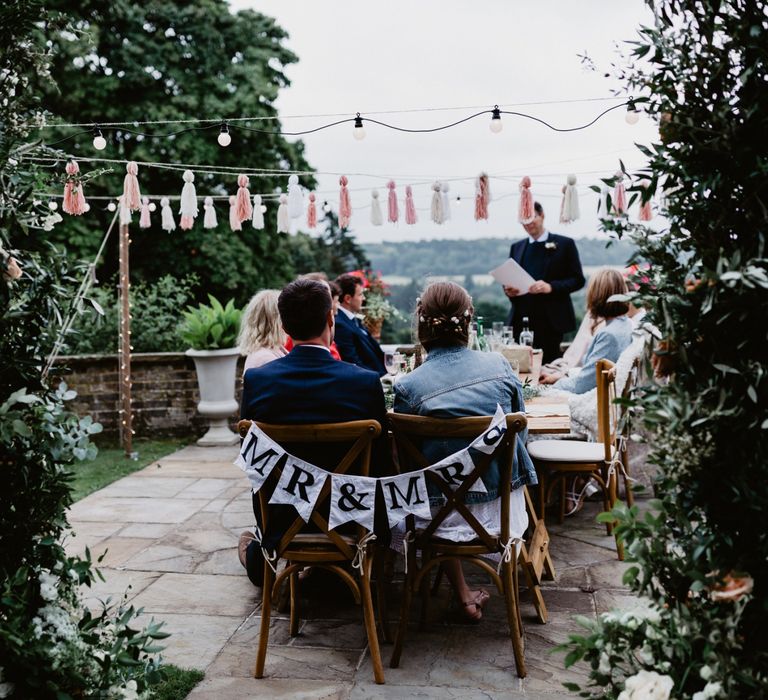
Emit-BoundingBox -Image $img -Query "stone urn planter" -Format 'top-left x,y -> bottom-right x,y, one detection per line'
186,347 -> 240,446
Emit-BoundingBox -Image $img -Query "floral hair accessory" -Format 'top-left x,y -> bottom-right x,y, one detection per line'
451,316 -> 459,324
463,309 -> 470,316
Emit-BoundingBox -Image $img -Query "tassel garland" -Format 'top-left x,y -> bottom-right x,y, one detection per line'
235,174 -> 253,222
441,182 -> 451,221
160,197 -> 176,232
276,194 -> 290,233
229,195 -> 242,232
288,174 -> 303,219
612,172 -> 627,215
370,190 -> 383,226
179,170 -> 198,230
405,185 -> 417,225
638,180 -> 653,221
252,195 -> 265,230
307,193 -> 317,228
475,172 -> 490,221
387,180 -> 399,223
62,161 -> 87,215
139,197 -> 152,228
339,175 -> 352,228
518,176 -> 534,223
203,196 -> 218,229
430,181 -> 444,224
122,161 -> 141,211
559,174 -> 580,224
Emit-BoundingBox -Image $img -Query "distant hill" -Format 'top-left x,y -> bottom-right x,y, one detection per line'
363,237 -> 636,279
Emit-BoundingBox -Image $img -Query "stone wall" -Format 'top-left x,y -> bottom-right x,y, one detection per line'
53,353 -> 245,438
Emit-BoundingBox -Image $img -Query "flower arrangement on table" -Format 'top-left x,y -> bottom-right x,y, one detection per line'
349,269 -> 405,339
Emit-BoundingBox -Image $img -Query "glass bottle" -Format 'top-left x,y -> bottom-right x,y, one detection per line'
476,316 -> 489,351
519,316 -> 534,347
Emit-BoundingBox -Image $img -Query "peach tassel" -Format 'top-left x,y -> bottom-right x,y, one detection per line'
339,175 -> 351,228
62,161 -> 87,216
613,172 -> 627,215
405,185 -> 417,225
518,176 -> 534,223
475,173 -> 490,221
122,161 -> 141,211
139,197 -> 151,228
307,192 -> 317,228
235,174 -> 253,222
387,180 -> 399,223
229,195 -> 242,232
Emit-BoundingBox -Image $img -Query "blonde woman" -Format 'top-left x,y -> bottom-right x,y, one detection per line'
238,290 -> 287,373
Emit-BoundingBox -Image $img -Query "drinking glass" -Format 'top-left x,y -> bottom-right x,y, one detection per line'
492,321 -> 504,338
502,326 -> 514,346
384,352 -> 397,377
393,352 -> 407,376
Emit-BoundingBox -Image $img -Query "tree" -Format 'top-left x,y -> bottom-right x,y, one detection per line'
563,2 -> 768,698
37,0 -> 316,303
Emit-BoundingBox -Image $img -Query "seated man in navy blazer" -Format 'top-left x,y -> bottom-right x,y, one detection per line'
239,278 -> 390,586
333,273 -> 387,376
503,201 -> 586,363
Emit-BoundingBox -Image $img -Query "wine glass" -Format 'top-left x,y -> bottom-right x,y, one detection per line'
384,352 -> 397,377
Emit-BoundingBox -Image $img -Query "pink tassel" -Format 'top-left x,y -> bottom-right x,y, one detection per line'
613,172 -> 627,215
518,176 -> 534,223
639,181 -> 653,221
387,180 -> 399,223
122,161 -> 141,211
62,160 -> 87,215
235,174 -> 253,222
139,197 -> 151,228
307,192 -> 317,228
475,173 -> 490,221
229,195 -> 242,232
339,175 -> 352,228
405,185 -> 417,225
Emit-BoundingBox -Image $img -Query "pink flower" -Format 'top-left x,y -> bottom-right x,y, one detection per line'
2,256 -> 22,282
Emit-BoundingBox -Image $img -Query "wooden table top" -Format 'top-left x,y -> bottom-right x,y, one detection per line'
525,394 -> 571,435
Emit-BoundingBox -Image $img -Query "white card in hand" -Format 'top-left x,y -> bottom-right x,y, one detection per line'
488,258 -> 536,294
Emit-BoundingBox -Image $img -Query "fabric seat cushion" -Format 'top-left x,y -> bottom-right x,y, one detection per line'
527,439 -> 606,463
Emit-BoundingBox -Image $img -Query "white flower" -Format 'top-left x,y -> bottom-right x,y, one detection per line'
618,670 -> 674,700
450,316 -> 459,324
39,570 -> 59,602
638,644 -> 655,665
692,681 -> 723,700
598,651 -> 611,674
700,665 -> 713,681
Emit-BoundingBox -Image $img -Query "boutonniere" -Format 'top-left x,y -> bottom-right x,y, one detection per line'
545,242 -> 558,251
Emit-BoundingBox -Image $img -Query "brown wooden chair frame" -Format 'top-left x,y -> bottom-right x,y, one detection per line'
236,418 -> 386,684
387,412 -> 529,678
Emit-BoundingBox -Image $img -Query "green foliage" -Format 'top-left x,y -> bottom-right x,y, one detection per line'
67,273 -> 198,355
181,294 -> 241,350
149,665 -> 204,700
561,2 -> 768,698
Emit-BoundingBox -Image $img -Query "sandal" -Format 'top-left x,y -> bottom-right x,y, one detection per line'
473,588 -> 490,610
564,488 -> 585,517
457,599 -> 483,624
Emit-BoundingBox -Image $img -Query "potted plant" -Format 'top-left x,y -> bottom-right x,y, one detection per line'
181,295 -> 242,446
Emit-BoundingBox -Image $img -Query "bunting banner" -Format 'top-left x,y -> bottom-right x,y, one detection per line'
234,406 -> 509,530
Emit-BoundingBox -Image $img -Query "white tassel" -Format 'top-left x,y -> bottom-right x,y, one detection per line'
441,182 -> 451,221
560,174 -> 580,224
179,169 -> 198,217
430,181 -> 444,224
252,194 -> 265,230
119,196 -> 131,226
229,195 -> 242,232
203,196 -> 217,229
370,189 -> 383,226
276,193 -> 290,233
160,197 -> 176,232
287,174 -> 303,219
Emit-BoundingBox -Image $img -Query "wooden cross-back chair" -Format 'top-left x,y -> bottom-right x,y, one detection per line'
527,359 -> 626,559
387,412 -> 529,678
236,418 -> 385,685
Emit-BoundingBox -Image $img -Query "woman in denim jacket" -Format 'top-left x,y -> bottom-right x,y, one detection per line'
394,281 -> 537,621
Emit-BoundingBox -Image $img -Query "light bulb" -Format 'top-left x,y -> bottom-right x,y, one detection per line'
92,127 -> 107,150
83,203 -> 90,212
353,113 -> 366,140
455,196 -> 461,206
260,205 -> 267,213
217,123 -> 231,147
107,202 -> 117,212
489,106 -> 503,133
48,200 -> 58,210
148,202 -> 157,212
323,201 -> 331,213
625,97 -> 640,125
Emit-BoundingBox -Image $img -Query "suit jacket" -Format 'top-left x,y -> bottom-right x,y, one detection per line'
334,309 -> 387,376
506,232 -> 585,334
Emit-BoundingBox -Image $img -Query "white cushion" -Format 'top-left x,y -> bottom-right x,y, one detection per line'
527,439 -> 606,463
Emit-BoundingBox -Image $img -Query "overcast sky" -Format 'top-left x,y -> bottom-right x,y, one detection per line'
231,0 -> 658,244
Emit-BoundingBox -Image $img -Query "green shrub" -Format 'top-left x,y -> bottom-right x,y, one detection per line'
180,295 -> 242,350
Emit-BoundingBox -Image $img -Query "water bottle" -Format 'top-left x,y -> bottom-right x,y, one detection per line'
519,317 -> 534,347
476,316 -> 489,351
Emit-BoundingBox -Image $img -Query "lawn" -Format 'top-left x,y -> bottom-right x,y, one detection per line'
69,438 -> 188,502
151,665 -> 205,700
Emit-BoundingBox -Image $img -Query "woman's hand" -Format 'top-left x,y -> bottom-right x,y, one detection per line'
539,372 -> 562,385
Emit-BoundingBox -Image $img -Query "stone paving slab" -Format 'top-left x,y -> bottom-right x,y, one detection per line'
66,444 -> 647,699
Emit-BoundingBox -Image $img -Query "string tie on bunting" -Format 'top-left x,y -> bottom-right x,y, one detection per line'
252,523 -> 279,575
402,530 -> 415,575
496,536 -> 522,575
351,532 -> 377,572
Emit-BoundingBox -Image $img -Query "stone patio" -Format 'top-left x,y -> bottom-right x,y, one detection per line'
66,444 -> 645,699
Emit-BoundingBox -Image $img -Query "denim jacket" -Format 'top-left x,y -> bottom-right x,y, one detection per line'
393,345 -> 538,505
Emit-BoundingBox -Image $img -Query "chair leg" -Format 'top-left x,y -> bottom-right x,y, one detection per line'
537,473 -> 547,525
390,547 -> 416,668
622,451 -> 635,507
418,552 -> 431,631
361,555 -> 385,684
374,546 -> 392,644
601,478 -> 613,536
520,554 -> 547,624
289,570 -> 300,637
558,476 -> 567,524
254,564 -> 274,678
430,562 -> 444,596
501,557 -> 526,678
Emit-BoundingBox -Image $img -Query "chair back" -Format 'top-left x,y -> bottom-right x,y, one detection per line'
387,413 -> 527,550
236,419 -> 381,559
595,359 -> 619,462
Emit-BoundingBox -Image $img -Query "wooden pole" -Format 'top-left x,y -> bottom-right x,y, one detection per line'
118,221 -> 133,457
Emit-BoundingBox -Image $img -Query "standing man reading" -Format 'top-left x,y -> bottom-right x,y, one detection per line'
334,273 -> 387,376
504,202 -> 585,363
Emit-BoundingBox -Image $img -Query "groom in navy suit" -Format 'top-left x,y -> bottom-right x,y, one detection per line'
504,202 -> 585,363
239,278 -> 389,586
334,273 -> 387,376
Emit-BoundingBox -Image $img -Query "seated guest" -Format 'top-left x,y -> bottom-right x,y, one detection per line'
539,312 -> 604,379
238,290 -> 287,374
334,273 -> 386,376
540,268 -> 633,394
285,277 -> 342,360
394,281 -> 538,621
239,278 -> 390,586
